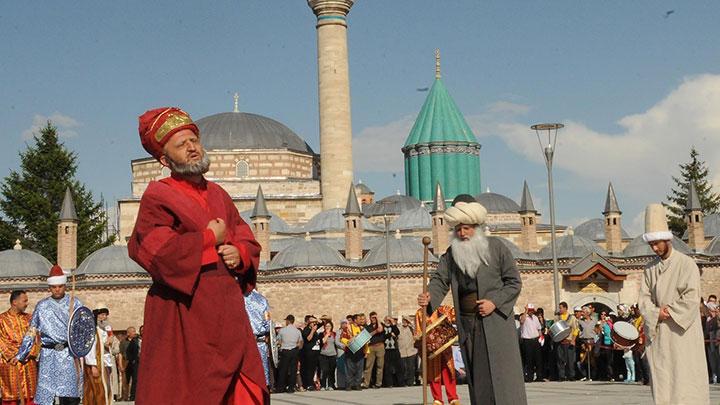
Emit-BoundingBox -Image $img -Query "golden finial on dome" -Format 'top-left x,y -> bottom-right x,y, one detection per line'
233,92 -> 239,113
435,48 -> 441,79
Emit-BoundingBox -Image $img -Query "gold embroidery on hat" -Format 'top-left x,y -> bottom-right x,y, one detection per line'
154,113 -> 194,143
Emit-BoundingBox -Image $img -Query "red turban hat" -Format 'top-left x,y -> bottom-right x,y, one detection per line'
138,107 -> 199,160
48,264 -> 67,286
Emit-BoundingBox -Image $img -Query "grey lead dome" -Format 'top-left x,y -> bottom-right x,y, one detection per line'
195,112 -> 314,154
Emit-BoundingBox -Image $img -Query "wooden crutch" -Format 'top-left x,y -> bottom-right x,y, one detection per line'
421,236 -> 431,405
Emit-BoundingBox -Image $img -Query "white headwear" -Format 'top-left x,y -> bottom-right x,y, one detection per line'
444,202 -> 488,228
642,203 -> 673,242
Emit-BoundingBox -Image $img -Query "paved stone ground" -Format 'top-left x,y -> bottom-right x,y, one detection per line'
265,381 -> 720,405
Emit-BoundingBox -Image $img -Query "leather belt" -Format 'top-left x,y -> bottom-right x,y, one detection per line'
42,342 -> 67,351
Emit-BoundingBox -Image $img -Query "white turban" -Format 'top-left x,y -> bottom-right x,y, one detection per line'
444,202 -> 488,228
642,203 -> 673,242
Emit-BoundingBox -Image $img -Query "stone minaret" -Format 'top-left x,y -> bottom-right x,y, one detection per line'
603,182 -> 623,254
431,182 -> 449,255
57,187 -> 78,270
343,183 -> 363,261
685,181 -> 705,252
307,0 -> 355,211
250,185 -> 272,264
518,181 -> 539,253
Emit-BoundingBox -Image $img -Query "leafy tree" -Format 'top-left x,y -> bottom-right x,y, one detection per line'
665,147 -> 720,236
0,122 -> 113,263
0,218 -> 15,251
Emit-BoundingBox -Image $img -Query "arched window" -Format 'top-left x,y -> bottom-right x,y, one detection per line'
236,160 -> 249,178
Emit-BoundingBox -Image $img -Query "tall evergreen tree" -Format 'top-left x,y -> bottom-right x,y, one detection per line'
665,147 -> 720,236
0,122 -> 113,263
0,218 -> 14,251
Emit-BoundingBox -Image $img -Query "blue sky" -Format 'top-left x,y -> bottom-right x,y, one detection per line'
2,1 -> 720,236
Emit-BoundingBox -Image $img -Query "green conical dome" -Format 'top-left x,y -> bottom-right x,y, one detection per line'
404,79 -> 477,146
402,75 -> 481,203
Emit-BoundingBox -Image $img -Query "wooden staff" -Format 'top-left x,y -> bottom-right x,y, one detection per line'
16,363 -> 25,405
421,236 -> 431,405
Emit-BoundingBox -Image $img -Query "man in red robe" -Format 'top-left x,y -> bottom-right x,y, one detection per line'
128,107 -> 268,404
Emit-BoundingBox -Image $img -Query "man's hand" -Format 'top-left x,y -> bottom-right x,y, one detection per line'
207,218 -> 226,245
217,244 -> 240,269
9,358 -> 18,366
476,299 -> 496,317
658,305 -> 671,322
417,292 -> 430,308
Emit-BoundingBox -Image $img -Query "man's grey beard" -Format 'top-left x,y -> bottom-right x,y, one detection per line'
166,151 -> 210,176
450,232 -> 490,279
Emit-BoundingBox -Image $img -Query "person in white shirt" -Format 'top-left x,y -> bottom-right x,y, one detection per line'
519,303 -> 543,382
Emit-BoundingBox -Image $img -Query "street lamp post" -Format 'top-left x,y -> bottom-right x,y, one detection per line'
531,123 -> 564,312
382,201 -> 398,317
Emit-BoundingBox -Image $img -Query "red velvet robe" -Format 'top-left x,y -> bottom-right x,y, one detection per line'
128,175 -> 268,404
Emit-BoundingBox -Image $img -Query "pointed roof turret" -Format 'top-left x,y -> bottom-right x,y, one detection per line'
403,55 -> 478,148
431,182 -> 446,213
250,185 -> 271,219
686,181 -> 702,211
519,181 -> 536,213
59,187 -> 78,222
344,182 -> 362,216
603,182 -> 621,215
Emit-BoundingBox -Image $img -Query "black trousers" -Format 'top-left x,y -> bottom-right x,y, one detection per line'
301,351 -> 320,389
521,338 -> 543,381
382,349 -> 402,387
277,348 -> 299,392
556,343 -> 576,380
599,347 -> 614,380
319,354 -> 337,389
401,355 -> 417,386
126,361 -> 138,400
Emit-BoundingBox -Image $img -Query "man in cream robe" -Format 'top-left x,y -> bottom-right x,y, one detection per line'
638,203 -> 709,405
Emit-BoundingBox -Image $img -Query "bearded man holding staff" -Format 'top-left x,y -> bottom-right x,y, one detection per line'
418,196 -> 526,405
128,107 -> 267,404
638,203 -> 709,405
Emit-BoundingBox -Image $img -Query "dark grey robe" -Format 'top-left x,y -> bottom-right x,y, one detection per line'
428,236 -> 527,405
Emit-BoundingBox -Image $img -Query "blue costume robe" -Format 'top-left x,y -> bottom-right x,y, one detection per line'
244,289 -> 271,385
16,295 -> 83,405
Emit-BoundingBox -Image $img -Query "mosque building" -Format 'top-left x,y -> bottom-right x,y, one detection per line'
2,0 -> 720,328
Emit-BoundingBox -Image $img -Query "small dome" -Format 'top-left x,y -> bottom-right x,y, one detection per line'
475,192 -> 520,214
575,218 -> 631,241
389,206 -> 432,231
0,248 -> 51,278
539,234 -> 607,259
496,237 -> 527,259
704,235 -> 720,255
623,235 -> 692,258
682,213 -> 720,239
195,112 -> 314,154
355,182 -> 374,195
76,246 -> 145,275
304,208 -> 381,233
363,194 -> 422,217
240,210 -> 292,233
269,239 -> 345,269
362,237 -> 438,266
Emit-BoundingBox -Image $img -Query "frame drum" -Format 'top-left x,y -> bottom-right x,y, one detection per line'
611,321 -> 639,348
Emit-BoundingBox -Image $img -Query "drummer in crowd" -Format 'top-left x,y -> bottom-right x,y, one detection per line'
340,313 -> 368,391
415,305 -> 459,405
16,265 -> 84,405
555,302 -> 580,382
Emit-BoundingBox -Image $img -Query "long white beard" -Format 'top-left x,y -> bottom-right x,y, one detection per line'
450,232 -> 490,279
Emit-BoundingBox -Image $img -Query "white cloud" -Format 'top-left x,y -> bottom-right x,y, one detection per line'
352,114 -> 415,173
468,74 -> 720,201
22,112 -> 81,140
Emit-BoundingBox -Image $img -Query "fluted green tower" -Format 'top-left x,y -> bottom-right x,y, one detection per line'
402,50 -> 481,203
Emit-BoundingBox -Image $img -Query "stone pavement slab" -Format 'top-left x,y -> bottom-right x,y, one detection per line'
269,381 -> 720,405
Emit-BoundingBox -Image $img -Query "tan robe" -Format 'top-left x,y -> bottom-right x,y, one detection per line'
639,249 -> 709,405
